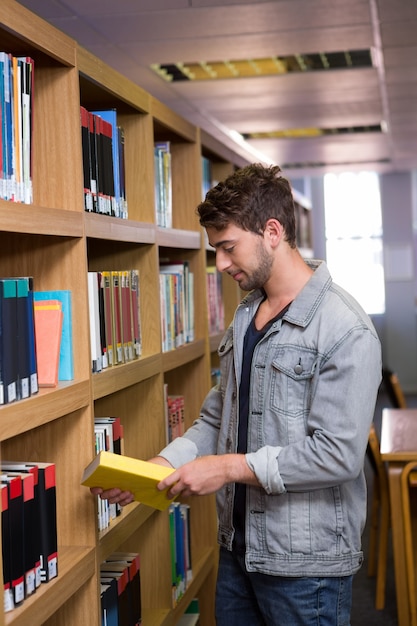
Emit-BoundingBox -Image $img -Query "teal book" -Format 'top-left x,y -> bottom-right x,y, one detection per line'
33,290 -> 73,381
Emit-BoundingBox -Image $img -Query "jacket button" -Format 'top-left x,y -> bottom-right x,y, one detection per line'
294,364 -> 303,374
219,345 -> 225,353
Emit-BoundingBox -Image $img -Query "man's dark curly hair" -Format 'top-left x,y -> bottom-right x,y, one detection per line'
197,163 -> 297,248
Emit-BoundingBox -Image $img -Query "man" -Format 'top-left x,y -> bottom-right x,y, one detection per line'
92,163 -> 382,625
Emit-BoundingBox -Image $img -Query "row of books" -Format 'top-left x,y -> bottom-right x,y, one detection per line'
160,261 -> 194,352
100,552 -> 141,626
33,289 -> 73,387
0,52 -> 33,204
163,385 -> 185,445
169,502 -> 192,607
80,107 -> 128,219
88,270 -> 142,373
0,277 -> 73,405
1,461 -> 57,612
206,266 -> 225,335
94,416 -> 125,532
179,599 -> 200,625
154,141 -> 172,228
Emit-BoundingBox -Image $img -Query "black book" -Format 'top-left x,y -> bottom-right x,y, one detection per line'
0,278 -> 18,404
100,563 -> 130,626
1,483 -> 14,613
100,577 -> 119,626
80,106 -> 93,212
26,277 -> 38,396
1,475 -> 25,606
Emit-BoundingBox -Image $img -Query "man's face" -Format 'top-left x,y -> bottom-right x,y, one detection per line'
206,223 -> 273,291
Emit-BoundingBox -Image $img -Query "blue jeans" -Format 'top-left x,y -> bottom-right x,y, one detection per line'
215,548 -> 353,626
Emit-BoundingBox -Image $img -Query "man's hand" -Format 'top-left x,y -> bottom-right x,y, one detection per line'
89,486 -> 135,507
157,454 -> 259,499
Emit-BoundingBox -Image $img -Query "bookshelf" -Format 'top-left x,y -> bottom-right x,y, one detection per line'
0,3 -> 314,625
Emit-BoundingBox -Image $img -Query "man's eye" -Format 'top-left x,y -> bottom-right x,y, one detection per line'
224,246 -> 234,253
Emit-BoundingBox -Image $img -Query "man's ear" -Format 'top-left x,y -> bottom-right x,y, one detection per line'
264,218 -> 284,248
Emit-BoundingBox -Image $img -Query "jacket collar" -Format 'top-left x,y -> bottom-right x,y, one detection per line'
238,260 -> 332,329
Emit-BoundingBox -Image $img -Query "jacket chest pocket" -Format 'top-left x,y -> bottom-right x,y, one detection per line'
270,347 -> 317,439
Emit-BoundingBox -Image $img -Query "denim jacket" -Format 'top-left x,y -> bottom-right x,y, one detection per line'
159,260 -> 382,577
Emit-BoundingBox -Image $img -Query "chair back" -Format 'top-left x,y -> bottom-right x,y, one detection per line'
367,423 -> 388,491
382,367 -> 407,409
401,461 -> 417,625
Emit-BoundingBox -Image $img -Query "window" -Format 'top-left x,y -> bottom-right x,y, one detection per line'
324,171 -> 385,315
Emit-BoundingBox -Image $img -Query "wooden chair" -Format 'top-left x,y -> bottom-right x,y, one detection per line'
382,367 -> 407,409
400,461 -> 417,626
368,370 -> 415,610
367,422 -> 391,609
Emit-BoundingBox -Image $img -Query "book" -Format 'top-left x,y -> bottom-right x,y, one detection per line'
120,270 -> 133,362
21,277 -> 38,396
1,483 -> 14,612
100,570 -> 128,626
31,462 -> 58,583
87,272 -> 102,373
33,299 -> 63,387
81,450 -> 176,511
33,289 -> 73,381
169,502 -> 192,606
111,271 -> 123,364
5,471 -> 37,597
100,271 -> 114,367
15,277 -> 31,400
100,580 -> 119,626
16,56 -> 33,204
80,105 -> 93,212
130,269 -> 142,358
100,563 -> 130,626
1,474 -> 25,606
154,141 -> 172,228
0,277 -> 18,404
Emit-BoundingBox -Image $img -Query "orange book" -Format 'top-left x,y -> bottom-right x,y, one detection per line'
33,300 -> 63,387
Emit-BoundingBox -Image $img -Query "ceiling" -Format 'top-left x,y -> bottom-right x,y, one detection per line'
17,0 -> 417,178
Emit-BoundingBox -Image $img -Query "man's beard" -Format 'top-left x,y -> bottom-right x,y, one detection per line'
238,240 -> 273,291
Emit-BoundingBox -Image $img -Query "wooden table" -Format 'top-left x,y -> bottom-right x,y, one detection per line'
381,408 -> 417,626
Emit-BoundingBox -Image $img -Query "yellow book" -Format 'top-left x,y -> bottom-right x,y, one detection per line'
81,450 -> 176,510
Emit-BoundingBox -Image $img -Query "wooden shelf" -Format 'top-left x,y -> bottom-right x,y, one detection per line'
84,212 -> 156,244
92,353 -> 162,400
162,340 -> 206,373
0,202 -> 84,237
156,227 -> 202,250
0,380 -> 91,442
